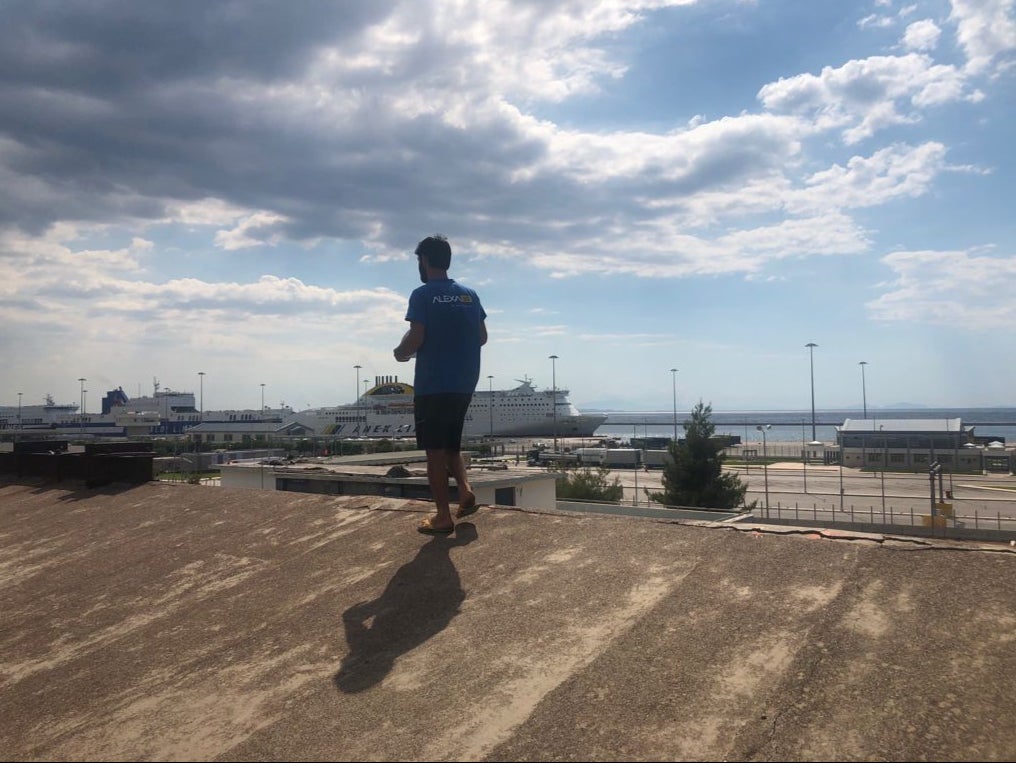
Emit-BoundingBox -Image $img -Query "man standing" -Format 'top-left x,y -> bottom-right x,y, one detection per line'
394,235 -> 487,534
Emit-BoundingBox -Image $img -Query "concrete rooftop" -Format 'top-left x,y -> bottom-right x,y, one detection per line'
2,477 -> 1016,761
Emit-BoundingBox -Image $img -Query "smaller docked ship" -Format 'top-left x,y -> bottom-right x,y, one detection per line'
0,379 -> 292,437
0,394 -> 81,431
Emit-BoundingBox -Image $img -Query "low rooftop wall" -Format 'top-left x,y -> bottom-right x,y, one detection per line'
0,447 -> 154,486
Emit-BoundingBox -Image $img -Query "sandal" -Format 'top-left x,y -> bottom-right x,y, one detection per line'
417,517 -> 454,535
455,494 -> 478,519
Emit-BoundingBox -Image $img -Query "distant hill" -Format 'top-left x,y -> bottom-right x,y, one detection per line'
578,398 -> 633,411
578,400 -> 937,413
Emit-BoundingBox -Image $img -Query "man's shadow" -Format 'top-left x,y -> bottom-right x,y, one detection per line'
333,523 -> 477,693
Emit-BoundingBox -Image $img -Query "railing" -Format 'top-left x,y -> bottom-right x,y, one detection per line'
611,481 -> 1016,542
750,500 -> 1016,541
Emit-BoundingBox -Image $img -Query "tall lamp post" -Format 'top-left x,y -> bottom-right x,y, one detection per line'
859,361 -> 868,418
633,423 -> 639,506
756,424 -> 771,513
260,383 -> 265,415
805,343 -> 818,443
801,418 -> 808,494
78,377 -> 86,420
549,354 -> 559,452
838,454 -> 845,512
198,371 -> 205,421
670,368 -> 679,443
18,391 -> 23,429
487,375 -> 494,438
880,423 -> 887,520
353,364 -> 362,432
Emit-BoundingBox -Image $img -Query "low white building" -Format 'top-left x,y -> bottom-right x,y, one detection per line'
218,450 -> 557,509
186,420 -> 315,446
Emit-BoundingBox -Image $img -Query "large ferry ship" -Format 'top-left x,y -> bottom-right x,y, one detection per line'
0,376 -> 606,439
287,375 -> 607,438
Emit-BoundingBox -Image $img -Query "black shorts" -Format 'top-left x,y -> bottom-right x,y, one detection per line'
414,393 -> 473,451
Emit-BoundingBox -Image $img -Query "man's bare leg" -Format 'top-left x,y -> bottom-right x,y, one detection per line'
447,449 -> 477,517
423,449 -> 455,530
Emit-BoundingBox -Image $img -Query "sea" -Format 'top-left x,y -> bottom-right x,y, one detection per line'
594,407 -> 1016,445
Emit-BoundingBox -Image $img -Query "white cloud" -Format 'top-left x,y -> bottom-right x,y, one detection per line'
869,247 -> 1016,326
0,225 -> 150,273
790,142 -> 948,212
163,198 -> 253,227
758,53 -> 970,144
538,112 -> 804,184
214,211 -> 290,250
859,13 -> 895,29
901,19 -> 942,51
0,229 -> 405,331
949,0 -> 1016,74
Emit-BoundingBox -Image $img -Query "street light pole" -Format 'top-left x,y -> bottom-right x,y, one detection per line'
805,343 -> 818,443
78,377 -> 86,420
839,446 -> 844,512
549,354 -> 559,452
260,383 -> 265,416
859,361 -> 868,419
198,371 -> 205,421
802,418 -> 808,494
880,423 -> 886,520
487,374 -> 494,438
633,423 -> 638,506
670,368 -> 678,443
17,392 -> 22,434
756,424 -> 771,513
353,364 -> 362,433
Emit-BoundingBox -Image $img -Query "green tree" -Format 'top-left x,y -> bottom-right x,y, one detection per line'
649,401 -> 749,510
554,465 -> 625,502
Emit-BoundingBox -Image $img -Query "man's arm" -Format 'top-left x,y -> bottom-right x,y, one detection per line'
394,321 -> 425,362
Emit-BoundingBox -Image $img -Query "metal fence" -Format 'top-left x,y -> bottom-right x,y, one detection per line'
751,501 -> 1016,542
613,482 -> 1016,542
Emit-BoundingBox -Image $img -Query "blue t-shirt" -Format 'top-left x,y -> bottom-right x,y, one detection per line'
406,278 -> 486,395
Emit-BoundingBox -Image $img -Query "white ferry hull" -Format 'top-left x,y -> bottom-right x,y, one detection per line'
281,411 -> 606,439
476,415 -> 606,438
286,377 -> 607,439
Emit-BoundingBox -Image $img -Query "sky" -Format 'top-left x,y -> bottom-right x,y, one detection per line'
1,0 -> 1014,414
